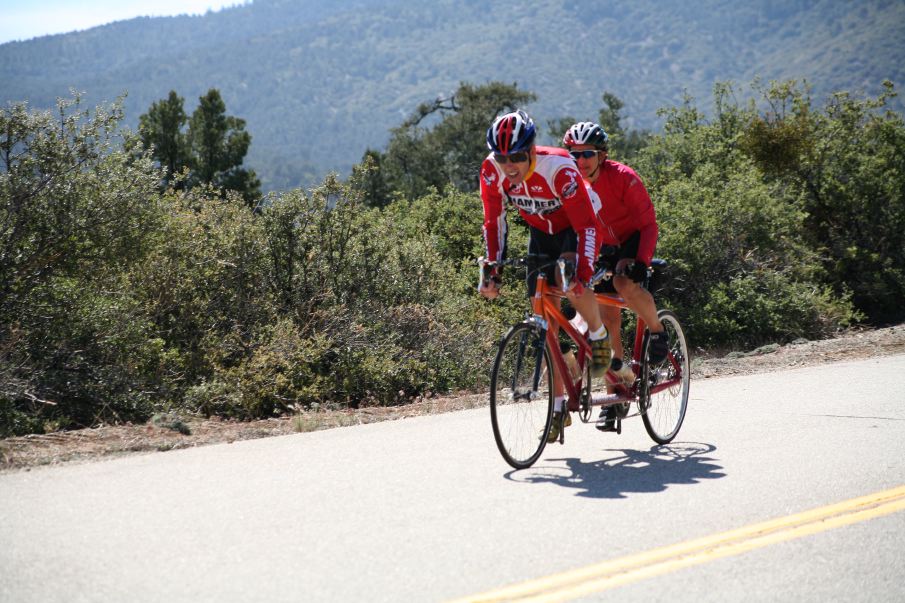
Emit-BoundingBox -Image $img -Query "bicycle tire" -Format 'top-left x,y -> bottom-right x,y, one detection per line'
639,309 -> 690,444
490,322 -> 554,469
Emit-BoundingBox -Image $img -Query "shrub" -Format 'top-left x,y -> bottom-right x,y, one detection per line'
1,95 -> 164,432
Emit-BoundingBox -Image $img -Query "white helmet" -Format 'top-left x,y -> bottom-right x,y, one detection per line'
562,122 -> 609,151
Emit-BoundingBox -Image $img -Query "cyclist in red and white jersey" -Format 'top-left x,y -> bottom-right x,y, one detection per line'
479,110 -> 611,441
563,122 -> 667,428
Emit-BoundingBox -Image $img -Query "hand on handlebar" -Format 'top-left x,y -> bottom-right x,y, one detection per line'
479,277 -> 501,299
478,258 -> 502,299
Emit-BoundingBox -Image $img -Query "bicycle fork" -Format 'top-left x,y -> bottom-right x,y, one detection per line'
530,325 -> 568,445
516,322 -> 564,444
529,326 -> 547,402
507,324 -> 547,401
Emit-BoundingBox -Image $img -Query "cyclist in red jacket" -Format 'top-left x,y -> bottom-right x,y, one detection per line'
479,110 -> 610,442
563,122 -> 668,430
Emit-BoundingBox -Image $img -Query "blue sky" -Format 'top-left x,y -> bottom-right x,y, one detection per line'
0,1 -> 249,44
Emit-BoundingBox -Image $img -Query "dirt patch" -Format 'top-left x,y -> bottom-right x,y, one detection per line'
3,324 -> 904,472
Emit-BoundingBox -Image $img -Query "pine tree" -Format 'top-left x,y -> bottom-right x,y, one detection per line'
138,90 -> 188,189
139,89 -> 261,206
187,89 -> 261,207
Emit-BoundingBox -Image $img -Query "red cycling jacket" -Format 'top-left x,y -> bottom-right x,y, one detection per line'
480,146 -> 603,283
587,159 -> 658,265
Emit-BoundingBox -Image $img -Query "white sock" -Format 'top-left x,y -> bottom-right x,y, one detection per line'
554,396 -> 565,412
589,325 -> 608,341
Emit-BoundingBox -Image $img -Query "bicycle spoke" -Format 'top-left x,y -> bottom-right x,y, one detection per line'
640,310 -> 690,444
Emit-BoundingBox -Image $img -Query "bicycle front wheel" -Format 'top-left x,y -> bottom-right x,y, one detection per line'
640,309 -> 690,444
490,322 -> 554,469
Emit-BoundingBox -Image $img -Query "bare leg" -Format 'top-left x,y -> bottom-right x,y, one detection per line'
613,276 -> 663,333
567,286 -> 603,334
600,305 -> 623,361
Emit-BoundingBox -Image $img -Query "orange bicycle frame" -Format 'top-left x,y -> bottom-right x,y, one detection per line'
530,272 -> 648,413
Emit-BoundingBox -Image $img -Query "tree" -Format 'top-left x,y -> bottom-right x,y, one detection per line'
139,89 -> 261,207
1,94 -> 160,313
187,89 -> 261,207
624,80 -> 905,344
138,90 -> 188,189
597,92 -> 650,160
740,79 -> 905,323
548,93 -> 650,160
350,150 -> 392,208
1,94 -> 164,435
425,82 -> 537,193
354,81 -> 536,205
546,116 -> 576,145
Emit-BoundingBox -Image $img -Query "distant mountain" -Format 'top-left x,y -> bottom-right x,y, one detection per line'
2,0 -> 903,192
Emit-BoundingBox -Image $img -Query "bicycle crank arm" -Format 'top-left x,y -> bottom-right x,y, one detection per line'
589,392 -> 634,406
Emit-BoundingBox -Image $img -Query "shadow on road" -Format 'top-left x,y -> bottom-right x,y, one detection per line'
508,442 -> 725,499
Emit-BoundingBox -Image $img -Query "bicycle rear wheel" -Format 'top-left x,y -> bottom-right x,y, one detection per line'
640,309 -> 690,444
490,322 -> 554,469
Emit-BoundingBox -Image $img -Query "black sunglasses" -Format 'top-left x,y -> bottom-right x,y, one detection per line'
493,152 -> 529,164
570,150 -> 598,160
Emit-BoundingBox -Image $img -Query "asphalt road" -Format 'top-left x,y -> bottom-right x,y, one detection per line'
2,355 -> 904,602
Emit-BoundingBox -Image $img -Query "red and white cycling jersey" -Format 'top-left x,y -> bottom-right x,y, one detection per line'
480,146 -> 602,283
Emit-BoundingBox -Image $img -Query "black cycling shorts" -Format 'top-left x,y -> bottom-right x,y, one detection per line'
595,231 -> 641,293
526,226 -> 577,297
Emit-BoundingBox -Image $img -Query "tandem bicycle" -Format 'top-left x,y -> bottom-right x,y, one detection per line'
480,254 -> 690,469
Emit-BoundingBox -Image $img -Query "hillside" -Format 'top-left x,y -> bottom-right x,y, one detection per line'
2,0 -> 903,191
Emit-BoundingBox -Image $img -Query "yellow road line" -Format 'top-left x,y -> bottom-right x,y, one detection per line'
449,484 -> 905,603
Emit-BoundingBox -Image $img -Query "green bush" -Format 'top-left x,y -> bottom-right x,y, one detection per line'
1,95 -> 164,433
738,80 -> 905,323
183,320 -> 334,418
697,272 -> 859,346
633,81 -> 877,347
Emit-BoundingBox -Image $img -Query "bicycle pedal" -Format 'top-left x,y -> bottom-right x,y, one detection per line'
595,417 -> 623,434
